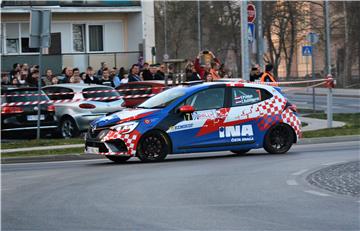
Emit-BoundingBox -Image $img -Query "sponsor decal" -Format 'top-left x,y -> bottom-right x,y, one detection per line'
175,124 -> 193,130
192,109 -> 217,120
219,124 -> 254,142
234,95 -> 259,105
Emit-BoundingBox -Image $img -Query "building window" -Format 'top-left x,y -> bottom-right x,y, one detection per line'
73,24 -> 85,52
89,25 -> 103,52
5,23 -> 19,53
21,38 -> 39,53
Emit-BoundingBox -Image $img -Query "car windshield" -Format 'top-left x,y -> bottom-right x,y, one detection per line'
2,90 -> 49,102
138,87 -> 186,109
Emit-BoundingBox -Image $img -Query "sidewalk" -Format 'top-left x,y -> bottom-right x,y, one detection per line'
299,116 -> 345,132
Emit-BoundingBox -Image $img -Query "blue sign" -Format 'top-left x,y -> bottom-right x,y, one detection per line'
248,23 -> 255,42
302,46 -> 312,56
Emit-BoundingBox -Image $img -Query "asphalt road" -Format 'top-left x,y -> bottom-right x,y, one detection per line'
285,93 -> 360,113
2,141 -> 359,231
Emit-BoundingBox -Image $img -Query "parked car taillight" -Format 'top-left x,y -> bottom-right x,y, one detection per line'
47,105 -> 56,112
1,106 -> 24,114
79,103 -> 96,109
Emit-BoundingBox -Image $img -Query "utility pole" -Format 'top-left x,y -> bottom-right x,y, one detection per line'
197,0 -> 202,52
164,0 -> 168,58
324,0 -> 333,128
241,0 -> 249,80
255,1 -> 263,68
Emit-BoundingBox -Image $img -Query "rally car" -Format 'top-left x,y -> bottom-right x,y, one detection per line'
85,82 -> 301,163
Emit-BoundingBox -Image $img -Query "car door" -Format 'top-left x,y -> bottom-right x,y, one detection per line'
223,86 -> 273,148
167,87 -> 228,151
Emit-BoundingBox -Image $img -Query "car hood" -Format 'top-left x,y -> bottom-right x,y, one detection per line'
90,108 -> 159,128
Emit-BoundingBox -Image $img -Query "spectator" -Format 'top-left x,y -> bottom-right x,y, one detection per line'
61,67 -> 73,83
260,64 -> 276,83
9,63 -> 20,80
110,67 -> 121,88
194,51 -> 221,80
155,63 -> 166,80
204,72 -> 213,82
1,73 -> 10,85
44,68 -> 53,85
27,70 -> 45,87
128,64 -> 141,82
11,78 -> 20,85
97,62 -> 108,77
84,66 -> 99,84
51,76 -> 59,85
141,62 -> 152,80
209,61 -> 221,80
120,74 -> 129,84
249,64 -> 262,82
99,68 -> 114,87
70,68 -> 83,84
118,67 -> 126,80
80,72 -> 87,82
186,64 -> 201,81
19,70 -> 28,85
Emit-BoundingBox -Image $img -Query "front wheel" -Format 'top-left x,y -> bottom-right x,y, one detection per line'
137,131 -> 170,162
263,123 -> 294,154
106,155 -> 131,163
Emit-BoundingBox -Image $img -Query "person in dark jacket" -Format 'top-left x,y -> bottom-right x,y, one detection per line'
128,64 -> 141,82
84,66 -> 99,84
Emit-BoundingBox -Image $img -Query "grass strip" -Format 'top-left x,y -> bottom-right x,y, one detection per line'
1,147 -> 84,158
1,138 -> 83,149
303,113 -> 360,138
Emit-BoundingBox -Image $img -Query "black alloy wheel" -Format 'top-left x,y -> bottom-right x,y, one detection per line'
137,131 -> 170,162
106,155 -> 131,163
60,118 -> 80,138
263,123 -> 294,154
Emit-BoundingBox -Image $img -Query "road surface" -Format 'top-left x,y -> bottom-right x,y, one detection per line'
2,141 -> 359,230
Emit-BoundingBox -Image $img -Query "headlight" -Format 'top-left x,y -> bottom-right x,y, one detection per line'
110,121 -> 139,134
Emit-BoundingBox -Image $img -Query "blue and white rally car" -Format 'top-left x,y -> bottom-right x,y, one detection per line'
85,82 -> 301,163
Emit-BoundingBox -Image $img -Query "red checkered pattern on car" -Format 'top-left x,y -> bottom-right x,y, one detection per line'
102,130 -> 141,156
257,114 -> 281,131
281,108 -> 302,138
256,95 -> 285,116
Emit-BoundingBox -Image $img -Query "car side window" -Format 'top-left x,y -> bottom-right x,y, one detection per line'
184,87 -> 225,111
231,87 -> 272,107
43,87 -> 74,100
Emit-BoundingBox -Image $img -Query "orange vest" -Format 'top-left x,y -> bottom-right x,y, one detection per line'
260,72 -> 277,86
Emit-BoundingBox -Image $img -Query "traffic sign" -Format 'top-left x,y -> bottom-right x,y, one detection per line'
248,23 -> 255,42
163,53 -> 169,60
302,46 -> 313,56
306,32 -> 319,44
30,10 -> 52,48
247,4 -> 256,23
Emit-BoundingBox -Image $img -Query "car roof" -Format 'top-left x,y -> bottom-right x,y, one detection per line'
43,83 -> 114,91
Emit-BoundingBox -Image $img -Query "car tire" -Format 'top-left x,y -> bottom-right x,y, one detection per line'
60,117 -> 80,138
263,123 -> 294,154
106,155 -> 131,163
230,149 -> 250,155
137,131 -> 170,162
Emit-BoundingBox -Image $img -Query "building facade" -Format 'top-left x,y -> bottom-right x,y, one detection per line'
1,0 -> 155,74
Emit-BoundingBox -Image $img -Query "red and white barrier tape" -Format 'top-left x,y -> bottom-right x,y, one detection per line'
253,78 -> 327,86
1,94 -> 155,107
3,86 -> 166,97
282,81 -> 327,92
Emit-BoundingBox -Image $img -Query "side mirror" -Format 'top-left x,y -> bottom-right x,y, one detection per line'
179,105 -> 195,113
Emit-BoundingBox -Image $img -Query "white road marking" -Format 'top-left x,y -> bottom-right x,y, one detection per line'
286,179 -> 298,186
304,190 -> 330,197
321,161 -> 345,166
291,169 -> 308,176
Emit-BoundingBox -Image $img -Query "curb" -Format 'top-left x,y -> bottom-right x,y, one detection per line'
2,135 -> 359,164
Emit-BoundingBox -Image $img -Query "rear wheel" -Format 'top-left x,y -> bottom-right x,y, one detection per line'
230,149 -> 250,155
60,117 -> 79,138
137,131 -> 170,162
263,123 -> 294,154
106,155 -> 131,163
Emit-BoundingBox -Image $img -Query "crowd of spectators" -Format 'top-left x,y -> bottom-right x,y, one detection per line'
1,50 -> 273,88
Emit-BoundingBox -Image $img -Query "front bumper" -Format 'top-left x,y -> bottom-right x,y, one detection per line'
85,128 -> 141,156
